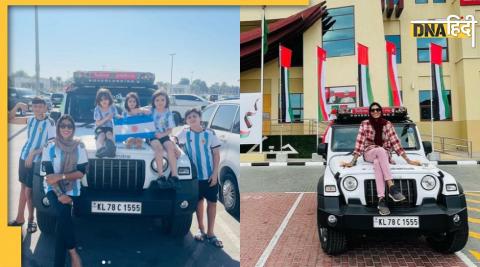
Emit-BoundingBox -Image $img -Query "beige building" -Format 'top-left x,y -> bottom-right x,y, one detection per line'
240,0 -> 480,153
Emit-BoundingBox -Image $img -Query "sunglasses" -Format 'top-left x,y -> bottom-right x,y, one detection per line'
370,108 -> 382,112
59,123 -> 74,129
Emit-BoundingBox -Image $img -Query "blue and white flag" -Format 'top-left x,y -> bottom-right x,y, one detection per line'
113,115 -> 156,142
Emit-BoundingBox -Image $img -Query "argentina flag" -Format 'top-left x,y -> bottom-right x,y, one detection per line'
113,115 -> 156,142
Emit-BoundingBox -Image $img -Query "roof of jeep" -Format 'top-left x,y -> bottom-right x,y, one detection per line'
333,106 -> 411,125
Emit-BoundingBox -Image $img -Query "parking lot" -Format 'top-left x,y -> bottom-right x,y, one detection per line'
241,165 -> 480,267
8,124 -> 240,267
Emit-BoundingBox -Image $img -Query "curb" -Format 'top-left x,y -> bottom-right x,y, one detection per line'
240,160 -> 480,167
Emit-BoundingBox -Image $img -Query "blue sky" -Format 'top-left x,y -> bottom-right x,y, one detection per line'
9,6 -> 239,86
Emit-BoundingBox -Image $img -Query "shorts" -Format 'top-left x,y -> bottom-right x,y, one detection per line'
18,158 -> 34,188
198,180 -> 218,203
95,127 -> 113,140
147,135 -> 172,146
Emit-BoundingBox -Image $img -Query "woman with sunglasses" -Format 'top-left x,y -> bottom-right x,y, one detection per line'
41,115 -> 87,267
341,102 -> 421,216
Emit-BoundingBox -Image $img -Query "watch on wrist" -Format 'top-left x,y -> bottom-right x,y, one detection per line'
62,174 -> 66,180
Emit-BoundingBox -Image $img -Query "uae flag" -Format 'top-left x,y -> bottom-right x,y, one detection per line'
279,45 -> 293,123
430,43 -> 451,120
317,46 -> 330,121
262,8 -> 268,55
386,41 -> 403,106
358,43 -> 374,107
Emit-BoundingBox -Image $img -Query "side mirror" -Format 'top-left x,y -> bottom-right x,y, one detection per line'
50,111 -> 61,122
422,141 -> 432,156
318,143 -> 328,158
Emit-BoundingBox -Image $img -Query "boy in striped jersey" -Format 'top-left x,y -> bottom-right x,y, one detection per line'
175,108 -> 223,248
8,97 -> 56,233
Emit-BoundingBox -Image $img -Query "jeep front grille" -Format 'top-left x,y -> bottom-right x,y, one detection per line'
364,179 -> 417,208
87,159 -> 145,191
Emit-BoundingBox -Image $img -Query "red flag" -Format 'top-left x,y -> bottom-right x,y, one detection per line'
317,47 -> 329,121
358,43 -> 369,66
430,43 -> 443,65
280,45 -> 292,68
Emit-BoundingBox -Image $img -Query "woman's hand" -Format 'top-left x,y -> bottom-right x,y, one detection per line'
58,195 -> 72,205
406,158 -> 421,166
45,174 -> 61,185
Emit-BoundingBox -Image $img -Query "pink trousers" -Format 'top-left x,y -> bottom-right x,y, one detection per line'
364,147 -> 392,198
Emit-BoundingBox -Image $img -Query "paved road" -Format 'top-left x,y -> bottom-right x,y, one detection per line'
240,165 -> 480,266
8,124 -> 239,267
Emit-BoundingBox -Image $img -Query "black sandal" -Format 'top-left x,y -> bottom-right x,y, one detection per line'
206,235 -> 224,248
8,220 -> 24,227
27,222 -> 37,233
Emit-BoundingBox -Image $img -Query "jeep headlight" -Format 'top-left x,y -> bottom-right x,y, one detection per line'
421,175 -> 436,191
150,157 -> 169,173
342,176 -> 358,191
446,184 -> 457,191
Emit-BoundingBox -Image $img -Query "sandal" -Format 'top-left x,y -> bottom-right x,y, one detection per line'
206,235 -> 224,248
8,220 -> 24,227
194,230 -> 207,242
27,221 -> 37,233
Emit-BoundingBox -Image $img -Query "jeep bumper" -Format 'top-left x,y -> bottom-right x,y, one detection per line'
317,194 -> 468,233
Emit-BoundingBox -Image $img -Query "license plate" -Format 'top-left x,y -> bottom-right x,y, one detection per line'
373,216 -> 419,228
91,201 -> 142,214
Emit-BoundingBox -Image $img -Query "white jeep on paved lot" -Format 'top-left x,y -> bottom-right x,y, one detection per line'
32,71 -> 197,237
316,106 -> 468,254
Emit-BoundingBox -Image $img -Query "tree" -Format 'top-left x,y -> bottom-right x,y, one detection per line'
13,70 -> 30,78
178,78 -> 190,86
191,79 -> 208,95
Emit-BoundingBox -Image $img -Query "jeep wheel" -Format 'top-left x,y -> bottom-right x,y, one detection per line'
319,227 -> 347,255
161,214 -> 193,237
36,210 -> 56,235
426,223 -> 469,253
221,173 -> 240,217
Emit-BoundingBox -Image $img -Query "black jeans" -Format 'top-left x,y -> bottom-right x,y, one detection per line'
46,191 -> 77,267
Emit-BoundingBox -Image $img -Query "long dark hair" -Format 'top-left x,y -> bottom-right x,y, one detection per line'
124,92 -> 140,112
368,102 -> 387,147
151,89 -> 170,109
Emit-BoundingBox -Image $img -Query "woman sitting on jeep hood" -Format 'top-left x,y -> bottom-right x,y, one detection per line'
342,102 -> 421,216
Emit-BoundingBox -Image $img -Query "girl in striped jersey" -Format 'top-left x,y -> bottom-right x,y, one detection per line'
122,92 -> 151,149
175,108 -> 223,248
8,97 -> 56,233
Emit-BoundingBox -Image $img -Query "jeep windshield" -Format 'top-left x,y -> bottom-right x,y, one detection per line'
331,123 -> 420,152
65,86 -> 155,123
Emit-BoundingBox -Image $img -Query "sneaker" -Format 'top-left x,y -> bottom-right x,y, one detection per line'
388,184 -> 406,202
95,146 -> 108,158
169,176 -> 180,189
157,176 -> 169,189
377,197 -> 390,216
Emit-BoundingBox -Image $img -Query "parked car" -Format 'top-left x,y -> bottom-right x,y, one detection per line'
8,87 -> 52,112
51,92 -> 64,106
33,71 -> 197,237
316,106 -> 468,255
201,100 -> 240,217
170,94 -> 211,125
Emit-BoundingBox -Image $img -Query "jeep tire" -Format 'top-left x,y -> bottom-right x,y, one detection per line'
319,227 -> 347,255
161,214 -> 193,237
36,210 -> 56,234
220,172 -> 240,217
426,223 -> 469,253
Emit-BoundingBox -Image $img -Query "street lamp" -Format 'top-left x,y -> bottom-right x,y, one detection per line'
169,53 -> 176,93
35,6 -> 40,95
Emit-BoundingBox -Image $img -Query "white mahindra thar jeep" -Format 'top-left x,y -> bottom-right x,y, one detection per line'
316,106 -> 468,254
33,71 -> 197,237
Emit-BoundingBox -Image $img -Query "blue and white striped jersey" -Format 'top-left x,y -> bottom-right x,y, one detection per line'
94,105 -> 118,128
40,142 -> 88,197
20,117 -> 56,162
176,127 -> 221,180
152,108 -> 175,133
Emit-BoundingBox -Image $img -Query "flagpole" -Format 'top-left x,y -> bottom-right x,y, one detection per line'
316,47 -> 319,151
430,89 -> 434,153
279,44 -> 283,152
260,6 -> 265,154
